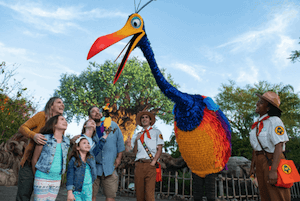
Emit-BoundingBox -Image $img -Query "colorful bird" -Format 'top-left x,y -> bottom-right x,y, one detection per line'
87,3 -> 232,177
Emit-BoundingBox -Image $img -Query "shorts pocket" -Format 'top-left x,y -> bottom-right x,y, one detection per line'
112,170 -> 118,179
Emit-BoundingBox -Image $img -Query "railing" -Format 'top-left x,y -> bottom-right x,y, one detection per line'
215,174 -> 260,201
291,182 -> 300,200
117,167 -> 300,201
118,167 -> 193,200
215,174 -> 300,200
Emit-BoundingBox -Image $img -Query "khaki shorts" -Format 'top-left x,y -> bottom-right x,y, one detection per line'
92,170 -> 119,198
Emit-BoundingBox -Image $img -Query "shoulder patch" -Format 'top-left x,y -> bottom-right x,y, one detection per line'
275,126 -> 285,135
159,134 -> 163,140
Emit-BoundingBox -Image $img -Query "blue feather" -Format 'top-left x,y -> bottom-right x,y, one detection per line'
137,34 -> 206,131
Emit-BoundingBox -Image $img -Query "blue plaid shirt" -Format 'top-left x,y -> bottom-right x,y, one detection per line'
93,121 -> 125,176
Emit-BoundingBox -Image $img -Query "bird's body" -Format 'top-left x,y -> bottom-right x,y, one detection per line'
88,13 -> 232,177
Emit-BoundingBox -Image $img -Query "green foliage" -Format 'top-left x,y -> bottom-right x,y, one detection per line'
158,169 -> 191,195
285,137 -> 300,166
289,37 -> 300,63
177,170 -> 191,195
215,80 -> 300,159
164,131 -> 181,158
0,62 -> 36,143
55,57 -> 178,124
230,134 -> 253,160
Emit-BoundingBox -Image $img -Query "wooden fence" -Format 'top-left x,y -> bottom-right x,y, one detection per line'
118,167 -> 193,200
117,167 -> 300,200
215,174 -> 260,200
215,174 -> 300,200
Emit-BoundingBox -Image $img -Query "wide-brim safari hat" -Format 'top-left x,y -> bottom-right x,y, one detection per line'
136,111 -> 156,126
256,91 -> 282,112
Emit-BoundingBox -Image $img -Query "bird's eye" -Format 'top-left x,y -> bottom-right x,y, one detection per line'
131,17 -> 141,29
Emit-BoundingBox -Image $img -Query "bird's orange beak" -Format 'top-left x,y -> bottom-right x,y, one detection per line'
87,13 -> 145,84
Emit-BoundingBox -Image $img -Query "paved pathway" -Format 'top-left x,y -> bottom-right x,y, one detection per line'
0,186 -> 170,201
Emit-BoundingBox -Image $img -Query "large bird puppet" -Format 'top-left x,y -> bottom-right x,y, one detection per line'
87,2 -> 232,177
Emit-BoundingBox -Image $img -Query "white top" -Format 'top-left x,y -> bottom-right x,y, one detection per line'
249,114 -> 289,153
131,126 -> 164,161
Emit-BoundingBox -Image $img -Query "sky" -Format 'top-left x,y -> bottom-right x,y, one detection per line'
1,0 -> 300,141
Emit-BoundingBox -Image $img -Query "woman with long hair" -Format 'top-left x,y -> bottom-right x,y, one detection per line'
81,119 -> 97,151
71,119 -> 106,154
16,97 -> 64,201
31,114 -> 70,200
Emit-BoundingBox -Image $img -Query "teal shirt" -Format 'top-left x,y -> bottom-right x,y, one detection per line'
83,164 -> 92,185
73,164 -> 93,199
36,143 -> 62,180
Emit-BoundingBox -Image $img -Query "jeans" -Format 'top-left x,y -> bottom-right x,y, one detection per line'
16,161 -> 34,201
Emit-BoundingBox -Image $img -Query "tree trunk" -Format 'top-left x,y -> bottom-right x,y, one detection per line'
110,104 -> 137,143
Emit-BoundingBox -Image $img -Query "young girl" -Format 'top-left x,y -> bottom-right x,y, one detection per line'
31,114 -> 70,201
67,120 -> 107,201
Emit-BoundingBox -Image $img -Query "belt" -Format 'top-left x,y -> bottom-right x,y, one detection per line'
255,151 -> 264,155
136,159 -> 151,163
255,151 -> 275,157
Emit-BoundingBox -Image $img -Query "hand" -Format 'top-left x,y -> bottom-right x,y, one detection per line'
114,157 -> 121,168
135,133 -> 142,141
249,166 -> 255,176
102,134 -> 108,140
67,191 -> 75,201
150,160 -> 156,167
268,170 -> 278,185
33,133 -> 47,145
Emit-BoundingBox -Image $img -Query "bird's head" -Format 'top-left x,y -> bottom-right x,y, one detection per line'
87,13 -> 145,84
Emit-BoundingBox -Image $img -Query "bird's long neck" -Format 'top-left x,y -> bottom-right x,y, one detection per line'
138,35 -> 193,107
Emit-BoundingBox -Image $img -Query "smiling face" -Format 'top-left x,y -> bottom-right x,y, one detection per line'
54,116 -> 68,131
51,98 -> 65,116
255,98 -> 270,117
85,119 -> 96,131
140,114 -> 151,128
89,107 -> 102,122
77,139 -> 91,153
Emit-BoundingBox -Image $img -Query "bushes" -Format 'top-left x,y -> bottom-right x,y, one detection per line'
0,94 -> 35,143
0,62 -> 36,143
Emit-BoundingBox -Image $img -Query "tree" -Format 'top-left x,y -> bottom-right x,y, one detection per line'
164,130 -> 181,158
289,37 -> 300,63
54,57 -> 178,141
0,62 -> 36,143
215,80 -> 300,162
